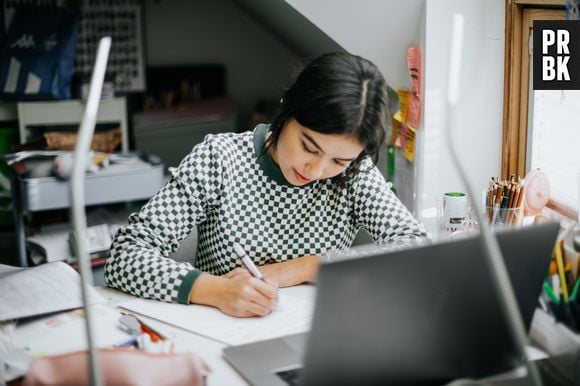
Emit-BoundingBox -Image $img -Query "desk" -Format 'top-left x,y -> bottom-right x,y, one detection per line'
97,285 -> 316,386
8,285 -> 573,386
96,287 -> 569,386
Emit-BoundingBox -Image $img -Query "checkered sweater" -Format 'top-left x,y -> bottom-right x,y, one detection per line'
105,124 -> 428,304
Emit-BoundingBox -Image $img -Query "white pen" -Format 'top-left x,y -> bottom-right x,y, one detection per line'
233,243 -> 265,281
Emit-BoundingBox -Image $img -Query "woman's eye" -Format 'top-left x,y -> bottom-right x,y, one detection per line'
335,160 -> 348,167
303,143 -> 318,154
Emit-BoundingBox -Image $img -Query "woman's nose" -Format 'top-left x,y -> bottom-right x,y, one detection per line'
304,159 -> 325,180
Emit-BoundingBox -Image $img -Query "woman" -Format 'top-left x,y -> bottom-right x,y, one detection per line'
105,52 -> 429,317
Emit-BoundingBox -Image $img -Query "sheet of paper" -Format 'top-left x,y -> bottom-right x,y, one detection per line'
120,291 -> 314,346
26,223 -> 70,264
407,94 -> 421,129
395,89 -> 410,124
390,117 -> 401,144
13,304 -> 130,356
2,304 -> 131,382
404,126 -> 416,162
0,262 -> 105,322
407,46 -> 422,99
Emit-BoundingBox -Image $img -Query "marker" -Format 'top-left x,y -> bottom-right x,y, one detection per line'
233,243 -> 265,281
552,274 -> 561,302
571,279 -> 580,302
543,281 -> 560,304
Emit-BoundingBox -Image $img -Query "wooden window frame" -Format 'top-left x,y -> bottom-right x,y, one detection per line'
502,0 -> 577,219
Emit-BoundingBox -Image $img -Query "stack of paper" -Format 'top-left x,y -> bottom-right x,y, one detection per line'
0,262 -> 105,322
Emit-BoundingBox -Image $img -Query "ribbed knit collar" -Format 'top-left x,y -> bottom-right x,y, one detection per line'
253,124 -> 314,188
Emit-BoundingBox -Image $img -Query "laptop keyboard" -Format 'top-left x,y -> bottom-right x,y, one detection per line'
276,368 -> 302,386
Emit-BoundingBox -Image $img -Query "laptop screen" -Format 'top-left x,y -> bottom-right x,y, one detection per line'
300,223 -> 559,385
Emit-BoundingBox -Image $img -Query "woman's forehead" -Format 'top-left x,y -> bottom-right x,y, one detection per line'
290,120 -> 363,158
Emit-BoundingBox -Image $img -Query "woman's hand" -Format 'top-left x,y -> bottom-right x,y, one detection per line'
224,267 -> 252,280
188,274 -> 278,318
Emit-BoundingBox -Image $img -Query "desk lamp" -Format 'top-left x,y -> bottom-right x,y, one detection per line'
445,14 -> 543,386
70,36 -> 111,386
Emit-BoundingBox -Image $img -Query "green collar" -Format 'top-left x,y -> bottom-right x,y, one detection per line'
253,124 -> 313,188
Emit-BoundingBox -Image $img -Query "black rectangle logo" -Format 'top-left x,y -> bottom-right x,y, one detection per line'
533,20 -> 580,90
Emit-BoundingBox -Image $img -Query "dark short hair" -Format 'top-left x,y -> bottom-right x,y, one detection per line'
266,52 -> 387,185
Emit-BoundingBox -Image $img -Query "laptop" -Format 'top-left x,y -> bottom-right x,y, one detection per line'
223,222 -> 559,385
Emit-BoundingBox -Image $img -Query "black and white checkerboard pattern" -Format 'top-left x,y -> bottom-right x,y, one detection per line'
105,127 -> 428,303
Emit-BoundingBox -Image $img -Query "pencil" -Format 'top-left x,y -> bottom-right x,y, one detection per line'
487,183 -> 494,222
554,241 -> 569,301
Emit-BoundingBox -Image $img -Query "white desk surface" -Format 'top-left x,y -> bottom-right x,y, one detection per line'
96,285 -> 316,386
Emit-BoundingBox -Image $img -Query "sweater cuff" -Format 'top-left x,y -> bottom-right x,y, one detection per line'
177,269 -> 202,304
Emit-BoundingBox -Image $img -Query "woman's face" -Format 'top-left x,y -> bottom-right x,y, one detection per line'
270,119 -> 364,186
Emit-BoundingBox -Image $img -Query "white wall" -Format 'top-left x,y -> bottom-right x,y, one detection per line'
286,0 -> 425,90
418,0 -> 504,235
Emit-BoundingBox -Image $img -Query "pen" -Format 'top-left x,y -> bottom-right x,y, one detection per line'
120,313 -> 164,342
233,243 -> 265,281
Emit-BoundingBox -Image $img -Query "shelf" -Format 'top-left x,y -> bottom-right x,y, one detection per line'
17,97 -> 129,153
11,153 -> 165,267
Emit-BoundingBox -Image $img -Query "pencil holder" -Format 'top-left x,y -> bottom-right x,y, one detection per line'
484,205 -> 524,228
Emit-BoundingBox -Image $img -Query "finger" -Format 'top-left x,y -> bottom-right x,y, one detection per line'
263,279 -> 279,302
239,283 -> 277,311
245,299 -> 273,317
224,268 -> 250,279
248,287 -> 278,312
252,278 -> 279,299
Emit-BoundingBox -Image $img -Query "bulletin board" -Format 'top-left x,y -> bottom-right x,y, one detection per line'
2,0 -> 146,93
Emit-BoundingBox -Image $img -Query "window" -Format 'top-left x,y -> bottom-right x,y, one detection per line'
530,90 -> 580,210
503,0 -> 578,219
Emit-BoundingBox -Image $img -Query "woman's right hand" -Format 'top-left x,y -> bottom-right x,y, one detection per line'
189,273 -> 278,318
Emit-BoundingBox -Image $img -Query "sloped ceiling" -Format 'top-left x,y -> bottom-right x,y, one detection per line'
232,0 -> 425,89
231,0 -> 344,57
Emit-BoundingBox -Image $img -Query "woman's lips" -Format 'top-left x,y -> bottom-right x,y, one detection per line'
294,168 -> 312,183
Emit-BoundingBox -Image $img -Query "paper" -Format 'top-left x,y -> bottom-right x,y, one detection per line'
26,223 -> 70,264
120,291 -> 314,346
407,47 -> 422,99
13,304 -> 130,356
407,94 -> 421,129
0,262 -> 105,322
395,123 -> 407,149
404,126 -> 416,162
395,89 -> 410,124
407,47 -> 422,128
1,304 -> 131,382
390,117 -> 401,144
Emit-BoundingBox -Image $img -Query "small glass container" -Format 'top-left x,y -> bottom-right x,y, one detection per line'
484,205 -> 524,228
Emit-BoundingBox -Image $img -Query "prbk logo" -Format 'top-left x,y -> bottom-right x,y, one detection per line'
533,20 -> 580,90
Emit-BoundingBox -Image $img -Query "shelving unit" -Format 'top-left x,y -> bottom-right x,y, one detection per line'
17,97 -> 129,153
11,154 -> 165,267
10,96 -> 161,267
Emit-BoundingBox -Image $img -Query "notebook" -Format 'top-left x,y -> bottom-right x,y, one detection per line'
223,222 -> 559,385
